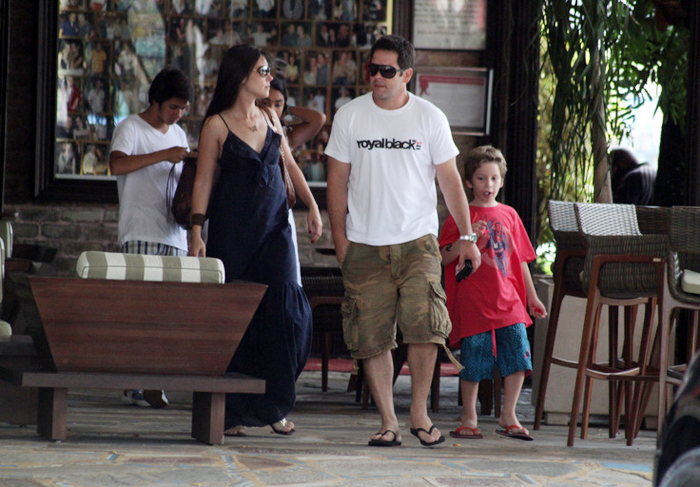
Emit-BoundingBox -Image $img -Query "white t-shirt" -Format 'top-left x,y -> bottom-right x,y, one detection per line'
110,114 -> 188,251
325,92 -> 458,246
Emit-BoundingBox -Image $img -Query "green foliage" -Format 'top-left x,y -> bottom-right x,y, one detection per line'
536,0 -> 684,248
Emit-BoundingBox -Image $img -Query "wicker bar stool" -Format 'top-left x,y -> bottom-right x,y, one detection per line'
533,201 -> 587,430
567,202 -> 667,446
656,206 -> 700,431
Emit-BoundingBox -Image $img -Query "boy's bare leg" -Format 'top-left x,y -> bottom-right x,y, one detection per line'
406,343 -> 442,443
500,370 -> 529,434
363,349 -> 401,443
458,380 -> 480,429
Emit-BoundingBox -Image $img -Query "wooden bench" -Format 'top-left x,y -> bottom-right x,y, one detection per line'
1,251 -> 268,445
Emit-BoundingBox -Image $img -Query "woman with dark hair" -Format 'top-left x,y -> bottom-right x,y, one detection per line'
189,45 -> 323,436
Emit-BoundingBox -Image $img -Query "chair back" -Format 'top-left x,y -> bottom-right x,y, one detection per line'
636,206 -> 671,236
575,202 -> 641,237
574,202 -> 665,297
548,200 -> 579,234
547,200 -> 586,294
670,206 -> 700,278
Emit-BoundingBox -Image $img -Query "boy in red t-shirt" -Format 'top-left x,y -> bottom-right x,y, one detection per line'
439,145 -> 547,441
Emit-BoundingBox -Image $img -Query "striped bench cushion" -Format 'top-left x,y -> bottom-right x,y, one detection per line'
76,251 -> 225,284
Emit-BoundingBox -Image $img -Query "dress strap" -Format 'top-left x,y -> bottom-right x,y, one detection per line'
218,113 -> 232,133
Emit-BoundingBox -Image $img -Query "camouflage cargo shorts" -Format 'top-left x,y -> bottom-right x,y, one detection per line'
340,234 -> 451,359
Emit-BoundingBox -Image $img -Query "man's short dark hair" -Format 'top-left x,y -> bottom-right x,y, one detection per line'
148,67 -> 194,105
370,35 -> 415,70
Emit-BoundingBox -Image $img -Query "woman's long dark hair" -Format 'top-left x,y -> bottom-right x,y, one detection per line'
203,44 -> 266,122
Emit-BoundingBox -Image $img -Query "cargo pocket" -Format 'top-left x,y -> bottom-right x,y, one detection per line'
341,295 -> 359,351
428,281 -> 451,340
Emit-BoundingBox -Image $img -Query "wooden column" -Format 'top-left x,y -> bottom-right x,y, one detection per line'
486,0 -> 541,242
686,0 -> 700,206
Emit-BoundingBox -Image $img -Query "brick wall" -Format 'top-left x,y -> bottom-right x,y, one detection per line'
5,202 -> 338,276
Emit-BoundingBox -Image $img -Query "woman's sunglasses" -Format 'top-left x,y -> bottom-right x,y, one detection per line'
368,63 -> 405,79
255,65 -> 271,77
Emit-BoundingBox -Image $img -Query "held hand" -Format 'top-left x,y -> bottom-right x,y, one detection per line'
307,207 -> 323,244
528,298 -> 548,319
459,241 -> 481,272
164,146 -> 190,164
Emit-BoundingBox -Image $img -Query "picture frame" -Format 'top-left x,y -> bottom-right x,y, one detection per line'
36,0 -> 389,204
413,66 -> 493,136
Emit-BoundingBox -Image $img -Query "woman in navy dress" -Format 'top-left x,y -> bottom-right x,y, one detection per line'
189,45 -> 323,436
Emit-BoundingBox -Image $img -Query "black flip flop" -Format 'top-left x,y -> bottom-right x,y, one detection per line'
271,420 -> 295,435
410,425 -> 445,447
368,430 -> 402,447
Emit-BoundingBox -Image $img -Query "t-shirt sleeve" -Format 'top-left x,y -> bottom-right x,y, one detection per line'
438,215 -> 460,248
109,118 -> 135,156
324,107 -> 350,163
428,106 -> 459,166
509,207 -> 537,263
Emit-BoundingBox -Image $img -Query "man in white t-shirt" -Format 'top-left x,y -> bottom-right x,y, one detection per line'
109,67 -> 193,409
325,35 -> 481,449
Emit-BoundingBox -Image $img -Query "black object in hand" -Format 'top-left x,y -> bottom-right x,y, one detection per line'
456,260 -> 473,282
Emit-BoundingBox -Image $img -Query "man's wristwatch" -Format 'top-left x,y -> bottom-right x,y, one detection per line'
459,233 -> 478,243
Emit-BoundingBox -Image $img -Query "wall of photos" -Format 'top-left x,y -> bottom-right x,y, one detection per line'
55,0 -> 389,185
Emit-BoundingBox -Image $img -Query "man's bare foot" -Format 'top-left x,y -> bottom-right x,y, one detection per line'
368,430 -> 402,447
369,430 -> 402,442
409,424 -> 445,446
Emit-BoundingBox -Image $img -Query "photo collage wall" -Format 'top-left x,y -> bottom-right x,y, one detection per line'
55,0 -> 389,184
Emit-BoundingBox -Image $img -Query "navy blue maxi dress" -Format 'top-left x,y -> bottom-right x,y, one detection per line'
207,117 -> 312,429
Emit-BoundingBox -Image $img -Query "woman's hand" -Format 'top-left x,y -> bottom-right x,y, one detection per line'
307,205 -> 323,243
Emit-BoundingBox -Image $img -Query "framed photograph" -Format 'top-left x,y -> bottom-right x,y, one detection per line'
414,67 -> 493,135
412,0 -> 486,50
36,1 -> 389,203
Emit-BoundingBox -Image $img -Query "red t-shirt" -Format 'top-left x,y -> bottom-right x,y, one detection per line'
438,203 -> 536,348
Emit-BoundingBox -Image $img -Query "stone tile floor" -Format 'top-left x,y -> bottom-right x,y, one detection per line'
0,371 -> 657,486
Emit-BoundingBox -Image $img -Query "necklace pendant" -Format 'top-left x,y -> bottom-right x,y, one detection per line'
249,124 -> 257,132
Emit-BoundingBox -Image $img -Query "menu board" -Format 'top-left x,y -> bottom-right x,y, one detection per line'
413,0 -> 486,50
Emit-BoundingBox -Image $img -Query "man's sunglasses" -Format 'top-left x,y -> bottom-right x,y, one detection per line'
368,63 -> 406,79
255,65 -> 271,77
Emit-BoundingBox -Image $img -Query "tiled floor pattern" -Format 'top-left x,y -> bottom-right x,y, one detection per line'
0,371 -> 656,486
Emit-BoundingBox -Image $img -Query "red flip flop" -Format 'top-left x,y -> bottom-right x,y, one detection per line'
495,424 -> 534,441
449,426 -> 483,439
